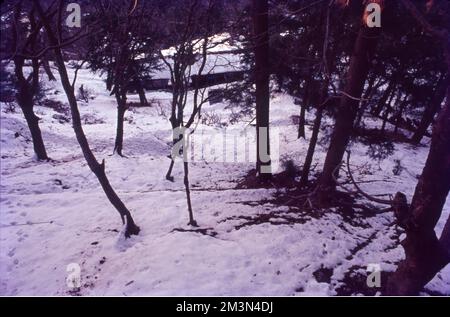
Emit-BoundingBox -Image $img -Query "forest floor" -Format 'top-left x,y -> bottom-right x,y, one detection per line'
0,64 -> 449,296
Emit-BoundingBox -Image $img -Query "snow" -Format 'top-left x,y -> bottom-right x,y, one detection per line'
156,33 -> 243,79
0,62 -> 449,296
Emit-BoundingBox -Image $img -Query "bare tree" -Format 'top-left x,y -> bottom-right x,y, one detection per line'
1,1 -> 49,160
33,0 -> 140,237
158,0 -> 226,225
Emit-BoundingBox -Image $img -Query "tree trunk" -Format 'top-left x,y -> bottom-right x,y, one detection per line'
355,73 -> 376,128
298,80 -> 309,139
22,105 -> 48,160
411,76 -> 448,144
315,23 -> 381,198
42,58 -> 56,81
381,89 -> 396,132
137,82 -> 148,107
298,103 -> 307,139
165,62 -> 182,182
35,1 -> 139,237
13,58 -> 48,160
300,107 -> 323,186
253,0 -> 271,180
372,78 -> 395,117
394,94 -> 408,134
114,92 -> 127,156
183,161 -> 197,226
386,87 -> 450,295
299,81 -> 329,186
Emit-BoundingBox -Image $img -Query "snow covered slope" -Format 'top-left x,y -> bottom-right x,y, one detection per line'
0,64 -> 448,295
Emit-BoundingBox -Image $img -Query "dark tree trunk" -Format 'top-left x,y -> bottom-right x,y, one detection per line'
253,0 -> 271,180
394,94 -> 408,134
386,87 -> 450,295
300,106 -> 323,186
411,76 -> 448,144
165,60 -> 183,182
165,159 -> 175,182
137,82 -> 148,107
381,89 -> 396,132
35,1 -> 139,237
183,161 -> 197,226
372,78 -> 395,117
298,103 -> 307,139
114,92 -> 127,156
298,80 -> 309,139
355,73 -> 376,128
42,58 -> 56,81
22,105 -> 48,160
315,23 -> 381,198
13,58 -> 49,160
300,81 -> 329,186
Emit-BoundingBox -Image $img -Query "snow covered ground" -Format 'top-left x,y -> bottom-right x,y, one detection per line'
0,64 -> 449,296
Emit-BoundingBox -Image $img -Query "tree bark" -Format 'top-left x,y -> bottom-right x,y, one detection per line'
253,0 -> 271,180
315,23 -> 381,198
114,92 -> 127,156
355,73 -> 376,128
13,58 -> 49,160
35,1 -> 139,237
183,161 -> 197,226
42,58 -> 56,81
300,81 -> 329,186
298,103 -> 307,139
298,80 -> 309,139
22,104 -> 48,160
137,81 -> 148,107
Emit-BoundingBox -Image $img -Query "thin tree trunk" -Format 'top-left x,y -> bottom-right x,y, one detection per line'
298,80 -> 309,139
372,79 -> 395,117
381,89 -> 396,132
183,161 -> 197,226
300,81 -> 329,186
355,73 -> 376,128
253,0 -> 271,180
386,87 -> 450,295
35,1 -> 139,237
137,81 -> 148,107
165,70 -> 181,181
298,103 -> 307,139
165,116 -> 178,182
166,159 -> 175,181
411,76 -> 447,144
316,22 -> 381,198
42,58 -> 56,81
394,94 -> 408,134
114,92 -> 127,156
300,106 -> 323,186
